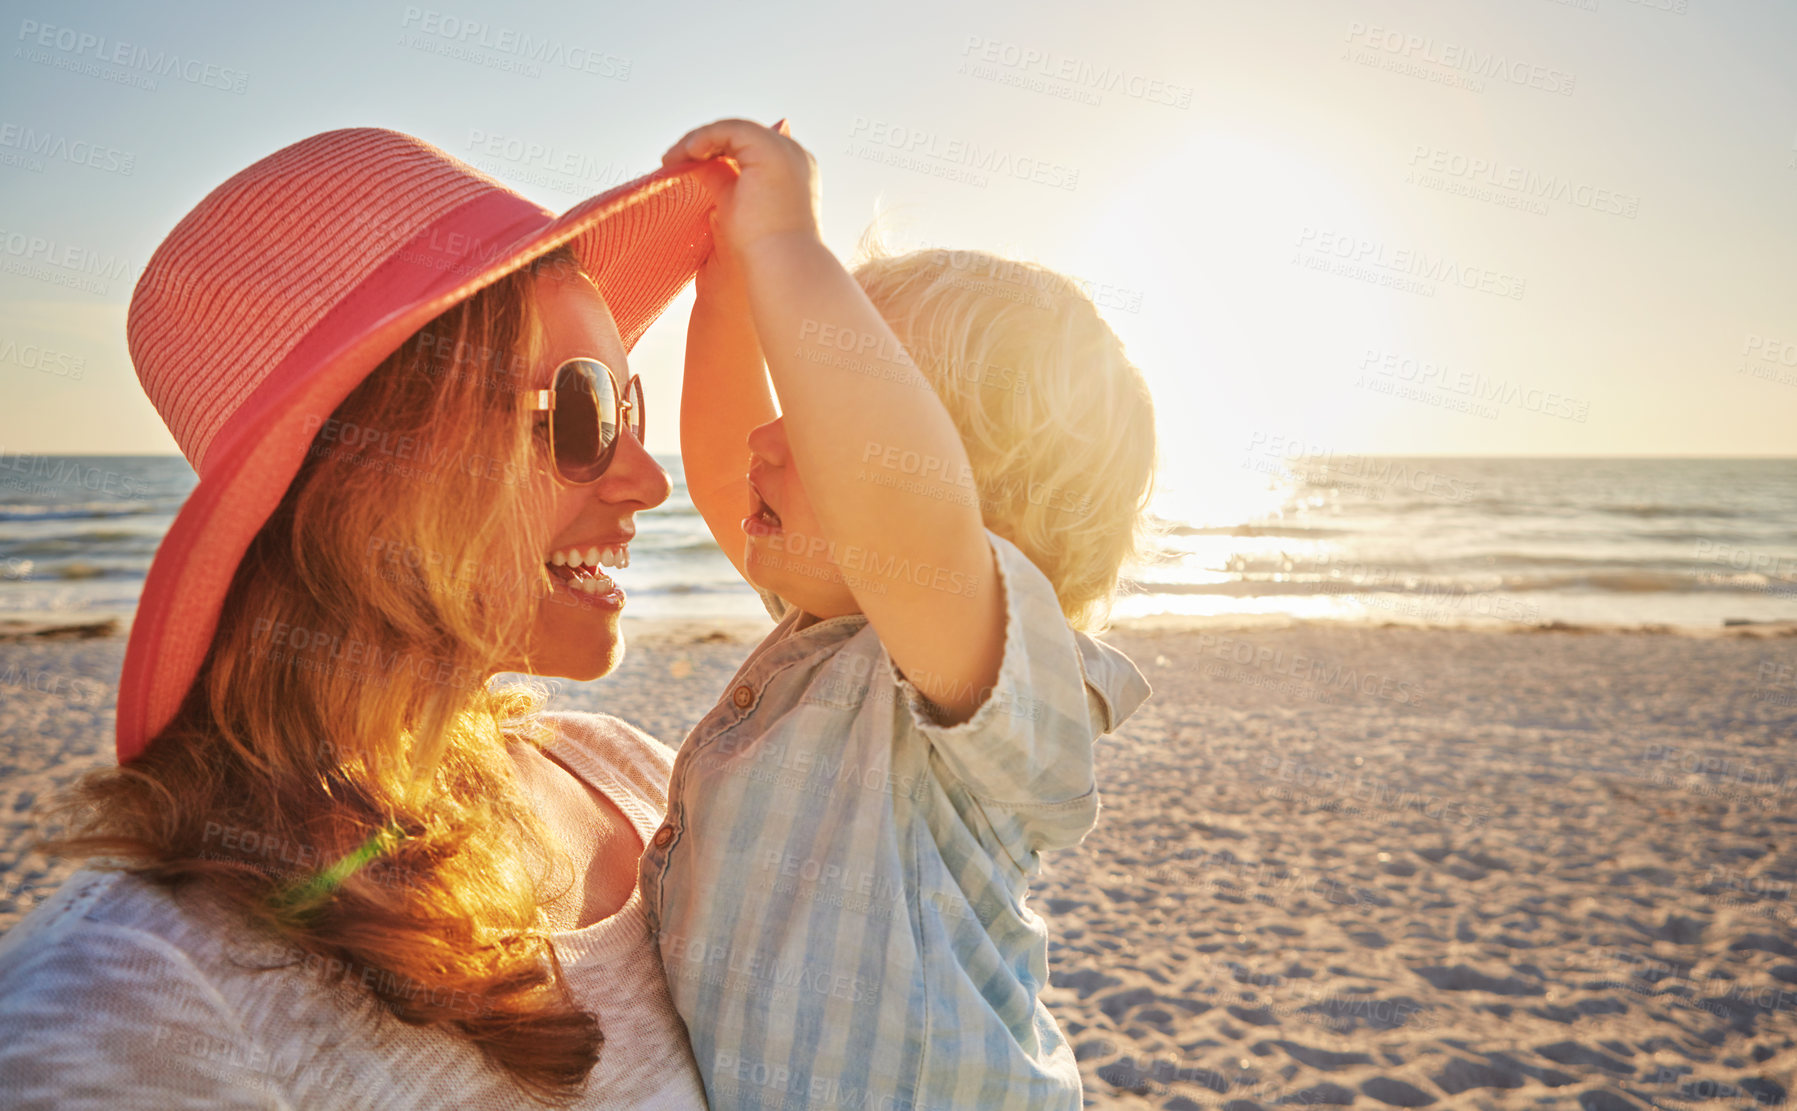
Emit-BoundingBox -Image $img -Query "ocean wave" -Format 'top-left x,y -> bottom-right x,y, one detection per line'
1429,497 -> 1756,521
1222,553 -> 1786,577
1124,579 -> 1360,597
2,533 -> 162,556
53,562 -> 109,581
0,561 -> 142,583
1497,569 -> 1786,594
639,539 -> 740,556
1597,503 -> 1756,519
631,582 -> 764,597
1125,569 -> 1793,598
1164,523 -> 1353,539
0,503 -> 164,522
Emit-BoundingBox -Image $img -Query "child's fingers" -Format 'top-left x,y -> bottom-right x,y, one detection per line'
660,119 -> 784,169
659,128 -> 704,169
660,126 -> 722,167
659,120 -> 752,167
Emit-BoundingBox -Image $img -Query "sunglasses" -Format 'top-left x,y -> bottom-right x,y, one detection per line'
528,357 -> 644,484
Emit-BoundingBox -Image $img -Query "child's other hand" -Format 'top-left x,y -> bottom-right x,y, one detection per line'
663,118 -> 820,256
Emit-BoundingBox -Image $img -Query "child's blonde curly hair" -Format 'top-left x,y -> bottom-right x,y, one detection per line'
852,241 -> 1158,633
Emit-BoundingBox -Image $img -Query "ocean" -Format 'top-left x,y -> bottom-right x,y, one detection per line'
2,453 -> 1793,632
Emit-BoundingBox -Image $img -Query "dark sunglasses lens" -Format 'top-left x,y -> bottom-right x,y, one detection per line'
552,360 -> 618,483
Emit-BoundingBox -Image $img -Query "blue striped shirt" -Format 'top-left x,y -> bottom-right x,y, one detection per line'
639,531 -> 1151,1110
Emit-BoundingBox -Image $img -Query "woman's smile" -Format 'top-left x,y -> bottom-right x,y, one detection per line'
547,533 -> 633,607
515,260 -> 671,676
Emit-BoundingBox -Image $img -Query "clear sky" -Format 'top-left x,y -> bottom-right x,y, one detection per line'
2,0 -> 1793,478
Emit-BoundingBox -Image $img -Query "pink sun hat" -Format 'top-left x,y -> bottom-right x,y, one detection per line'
118,126 -> 732,764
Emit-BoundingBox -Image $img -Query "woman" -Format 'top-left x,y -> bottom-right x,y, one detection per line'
0,127 -> 729,1108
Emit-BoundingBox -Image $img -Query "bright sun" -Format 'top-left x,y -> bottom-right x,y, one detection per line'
1069,126 -> 1405,534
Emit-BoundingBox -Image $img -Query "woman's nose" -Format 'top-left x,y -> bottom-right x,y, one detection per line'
592,424 -> 671,509
746,416 -> 788,465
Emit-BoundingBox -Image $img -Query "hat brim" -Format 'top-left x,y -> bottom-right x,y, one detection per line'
116,157 -> 735,762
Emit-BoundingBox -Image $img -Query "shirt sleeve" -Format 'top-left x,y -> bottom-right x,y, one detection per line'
891,530 -> 1103,865
1072,630 -> 1153,734
0,921 -> 293,1110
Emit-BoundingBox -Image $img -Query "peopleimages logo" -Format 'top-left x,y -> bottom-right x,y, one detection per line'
0,339 -> 86,381
1358,349 -> 1590,422
1406,145 -> 1639,218
398,7 -> 631,79
14,19 -> 249,94
1343,21 -> 1576,95
0,452 -> 144,498
1294,226 -> 1527,301
0,122 -> 135,175
0,228 -> 135,276
846,117 -> 1080,192
958,35 -> 1194,109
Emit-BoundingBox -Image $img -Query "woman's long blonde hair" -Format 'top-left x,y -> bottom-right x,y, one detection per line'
38,245 -> 606,1103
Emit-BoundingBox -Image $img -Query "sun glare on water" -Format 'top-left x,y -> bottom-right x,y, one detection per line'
1060,128 -> 1392,618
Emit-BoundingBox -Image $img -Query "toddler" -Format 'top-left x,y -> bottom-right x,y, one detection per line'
639,118 -> 1157,1111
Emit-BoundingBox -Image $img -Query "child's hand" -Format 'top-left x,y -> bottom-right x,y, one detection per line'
663,118 -> 820,257
695,211 -> 750,309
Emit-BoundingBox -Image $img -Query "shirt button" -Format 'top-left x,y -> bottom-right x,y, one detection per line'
652,825 -> 675,848
731,683 -> 754,709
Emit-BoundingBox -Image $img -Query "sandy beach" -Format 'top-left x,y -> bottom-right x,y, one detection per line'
2,619 -> 1793,1109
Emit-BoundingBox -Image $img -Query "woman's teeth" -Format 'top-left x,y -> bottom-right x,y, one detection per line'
550,544 -> 630,569
545,544 -> 629,596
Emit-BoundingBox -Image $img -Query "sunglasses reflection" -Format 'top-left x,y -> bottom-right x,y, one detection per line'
533,357 -> 644,484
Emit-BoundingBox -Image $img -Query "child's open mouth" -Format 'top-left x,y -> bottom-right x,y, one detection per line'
744,480 -> 783,536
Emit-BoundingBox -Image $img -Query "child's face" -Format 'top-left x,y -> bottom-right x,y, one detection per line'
741,416 -> 862,619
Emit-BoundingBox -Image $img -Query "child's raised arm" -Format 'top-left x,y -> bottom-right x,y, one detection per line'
681,221 -> 776,583
662,119 -> 1003,723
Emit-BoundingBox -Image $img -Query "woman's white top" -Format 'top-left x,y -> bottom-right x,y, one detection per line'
0,711 -> 706,1110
